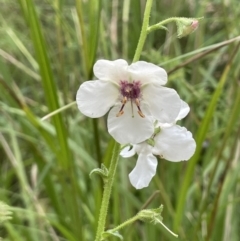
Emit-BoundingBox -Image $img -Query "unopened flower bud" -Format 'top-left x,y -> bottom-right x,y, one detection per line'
138,205 -> 163,224
176,17 -> 203,38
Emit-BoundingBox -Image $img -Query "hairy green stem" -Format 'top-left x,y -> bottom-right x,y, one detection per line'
94,141 -> 120,241
108,215 -> 139,233
147,17 -> 182,33
132,0 -> 153,62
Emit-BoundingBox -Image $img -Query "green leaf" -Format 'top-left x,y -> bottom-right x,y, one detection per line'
174,44 -> 239,232
0,201 -> 12,224
90,164 -> 109,181
18,0 -> 71,169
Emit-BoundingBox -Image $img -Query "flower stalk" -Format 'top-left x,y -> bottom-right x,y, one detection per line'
132,0 -> 153,62
94,141 -> 121,241
148,17 -> 203,38
105,205 -> 178,238
148,17 -> 182,33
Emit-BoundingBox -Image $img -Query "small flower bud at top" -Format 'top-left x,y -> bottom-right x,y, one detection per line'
176,17 -> 202,38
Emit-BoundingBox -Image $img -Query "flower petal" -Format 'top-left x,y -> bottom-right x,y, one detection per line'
76,80 -> 118,118
120,145 -> 136,158
134,142 -> 153,155
152,125 -> 196,162
93,59 -> 129,84
156,100 -> 190,128
107,102 -> 154,144
129,61 -> 167,85
129,152 -> 158,189
176,100 -> 190,121
143,84 -> 181,123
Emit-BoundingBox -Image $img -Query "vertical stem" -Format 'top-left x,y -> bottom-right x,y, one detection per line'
132,0 -> 153,62
94,1 -> 153,240
95,141 -> 121,241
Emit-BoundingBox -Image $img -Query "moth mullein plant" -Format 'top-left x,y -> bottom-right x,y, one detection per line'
73,0 -> 202,237
120,100 -> 196,189
76,59 -> 182,144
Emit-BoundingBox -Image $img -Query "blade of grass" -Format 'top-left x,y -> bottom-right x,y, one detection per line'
5,27 -> 38,70
206,127 -> 240,241
75,0 -> 103,164
0,49 -> 40,81
191,43 -> 240,238
173,42 -> 240,232
17,1 -> 83,239
18,0 -> 71,169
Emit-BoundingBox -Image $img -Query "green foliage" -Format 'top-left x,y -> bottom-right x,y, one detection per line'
0,0 -> 240,240
0,201 -> 12,224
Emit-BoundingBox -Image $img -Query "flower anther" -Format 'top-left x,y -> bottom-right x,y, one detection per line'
117,80 -> 144,118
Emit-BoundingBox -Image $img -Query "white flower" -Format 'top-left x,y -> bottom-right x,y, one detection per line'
121,143 -> 158,189
76,59 -> 182,144
120,101 -> 196,189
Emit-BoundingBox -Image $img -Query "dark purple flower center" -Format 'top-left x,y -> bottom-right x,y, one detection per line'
120,80 -> 141,99
117,80 -> 144,118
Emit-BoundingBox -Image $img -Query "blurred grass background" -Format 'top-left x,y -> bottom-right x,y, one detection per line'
0,0 -> 240,240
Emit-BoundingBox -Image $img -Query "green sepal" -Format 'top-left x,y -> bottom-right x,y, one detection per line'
138,205 -> 163,224
154,126 -> 161,135
101,230 -> 123,240
176,17 -> 203,38
89,164 -> 109,181
147,138 -> 155,147
138,205 -> 178,237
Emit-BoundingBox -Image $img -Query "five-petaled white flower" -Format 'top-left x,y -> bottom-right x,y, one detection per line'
120,101 -> 196,189
76,59 -> 182,144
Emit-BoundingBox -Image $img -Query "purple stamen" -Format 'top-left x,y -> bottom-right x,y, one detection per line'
117,80 -> 144,118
